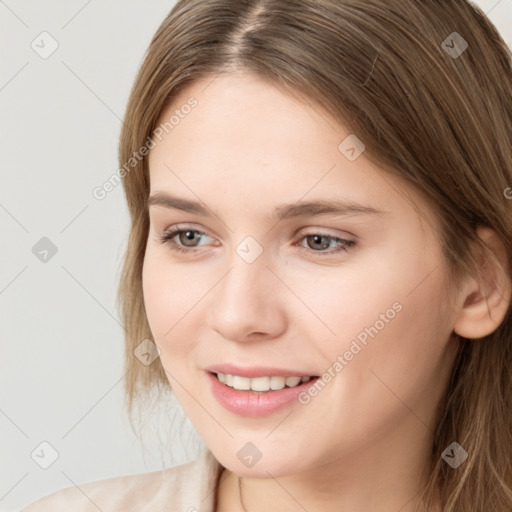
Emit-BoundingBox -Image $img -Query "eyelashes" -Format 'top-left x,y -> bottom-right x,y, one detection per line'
158,228 -> 208,255
157,227 -> 356,257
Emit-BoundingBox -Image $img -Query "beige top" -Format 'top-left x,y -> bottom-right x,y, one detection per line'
21,448 -> 224,512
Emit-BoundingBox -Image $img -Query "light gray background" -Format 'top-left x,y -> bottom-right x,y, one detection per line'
1,1 -> 511,510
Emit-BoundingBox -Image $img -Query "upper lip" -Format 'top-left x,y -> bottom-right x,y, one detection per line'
205,363 -> 318,378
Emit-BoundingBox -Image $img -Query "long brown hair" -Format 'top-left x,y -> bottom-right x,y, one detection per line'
116,1 -> 512,509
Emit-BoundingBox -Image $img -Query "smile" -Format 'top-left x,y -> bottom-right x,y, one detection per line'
207,371 -> 320,417
216,372 -> 311,392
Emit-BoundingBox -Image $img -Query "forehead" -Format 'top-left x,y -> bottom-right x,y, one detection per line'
147,71 -> 438,234
151,72 -> 345,171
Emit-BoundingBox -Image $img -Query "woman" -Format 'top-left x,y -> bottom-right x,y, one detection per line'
22,0 -> 512,511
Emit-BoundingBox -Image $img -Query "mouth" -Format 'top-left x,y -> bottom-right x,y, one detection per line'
207,370 -> 321,417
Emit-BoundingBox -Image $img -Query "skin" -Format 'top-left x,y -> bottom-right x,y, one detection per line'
142,70 -> 510,512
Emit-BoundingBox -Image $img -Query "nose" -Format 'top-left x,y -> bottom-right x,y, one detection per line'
206,248 -> 288,343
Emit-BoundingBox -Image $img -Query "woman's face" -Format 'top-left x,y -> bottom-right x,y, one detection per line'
143,71 -> 460,479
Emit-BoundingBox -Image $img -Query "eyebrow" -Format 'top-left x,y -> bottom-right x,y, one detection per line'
147,191 -> 388,221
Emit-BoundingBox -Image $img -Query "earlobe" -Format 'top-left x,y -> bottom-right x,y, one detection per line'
453,225 -> 511,340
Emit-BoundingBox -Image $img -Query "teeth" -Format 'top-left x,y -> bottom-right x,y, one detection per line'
285,376 -> 301,387
216,373 -> 313,392
251,376 -> 271,391
233,375 -> 251,390
270,376 -> 286,390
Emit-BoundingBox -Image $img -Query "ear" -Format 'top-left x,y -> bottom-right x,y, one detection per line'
453,225 -> 511,339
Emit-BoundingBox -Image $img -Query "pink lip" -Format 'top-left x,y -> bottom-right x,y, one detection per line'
206,371 -> 320,417
205,363 -> 317,378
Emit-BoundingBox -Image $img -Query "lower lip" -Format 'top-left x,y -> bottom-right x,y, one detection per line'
207,372 -> 319,417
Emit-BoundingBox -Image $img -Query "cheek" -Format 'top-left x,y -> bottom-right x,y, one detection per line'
291,269 -> 453,451
141,250 -> 211,358
298,239 -> 452,382
142,251 -> 182,342
284,255 -> 407,350
312,256 -> 451,418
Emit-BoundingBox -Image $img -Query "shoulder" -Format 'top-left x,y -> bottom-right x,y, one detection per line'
20,448 -> 223,512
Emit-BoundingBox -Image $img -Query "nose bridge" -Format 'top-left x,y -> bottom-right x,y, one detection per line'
208,241 -> 285,340
220,246 -> 273,311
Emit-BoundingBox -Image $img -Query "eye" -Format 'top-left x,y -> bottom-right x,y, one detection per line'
158,226 -> 356,257
297,232 -> 356,256
157,227 -> 212,254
